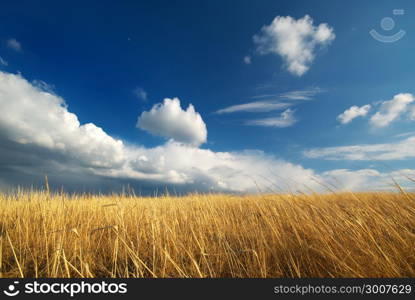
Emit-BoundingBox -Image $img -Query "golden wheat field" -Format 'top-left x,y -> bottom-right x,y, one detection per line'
0,189 -> 414,278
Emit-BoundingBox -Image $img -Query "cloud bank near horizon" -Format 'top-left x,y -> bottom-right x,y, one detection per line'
0,71 -> 412,194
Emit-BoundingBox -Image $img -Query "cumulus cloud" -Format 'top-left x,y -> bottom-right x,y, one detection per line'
253,15 -> 335,76
6,38 -> 22,52
304,135 -> 415,161
337,104 -> 371,124
369,93 -> 414,128
0,72 -> 125,169
137,98 -> 207,147
245,109 -> 297,127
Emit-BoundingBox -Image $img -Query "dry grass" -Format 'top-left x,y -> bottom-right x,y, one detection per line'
0,190 -> 414,278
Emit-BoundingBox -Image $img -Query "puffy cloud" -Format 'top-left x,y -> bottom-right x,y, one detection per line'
0,71 -> 125,169
304,135 -> 415,161
243,55 -> 251,64
245,109 -> 297,127
133,87 -> 147,101
215,101 -> 292,114
6,38 -> 22,52
253,15 -> 335,76
369,93 -> 414,128
137,98 -> 207,147
337,104 -> 371,124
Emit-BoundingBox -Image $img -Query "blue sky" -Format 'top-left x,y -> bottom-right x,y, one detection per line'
0,0 -> 414,193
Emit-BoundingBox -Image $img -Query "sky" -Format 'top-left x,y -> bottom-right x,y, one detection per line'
0,0 -> 415,194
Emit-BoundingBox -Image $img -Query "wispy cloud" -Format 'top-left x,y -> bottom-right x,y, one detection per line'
245,109 -> 297,127
243,55 -> 251,64
215,101 -> 292,114
32,80 -> 55,94
395,131 -> 415,138
0,56 -> 8,67
304,135 -> 415,161
252,87 -> 323,100
6,38 -> 22,52
278,87 -> 323,100
215,88 -> 321,128
133,87 -> 148,101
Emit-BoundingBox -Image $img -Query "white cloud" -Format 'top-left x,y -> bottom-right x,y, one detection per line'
252,87 -> 323,100
133,87 -> 147,101
369,93 -> 414,128
0,56 -> 8,67
278,87 -> 323,100
6,38 -> 22,52
0,71 -> 125,169
243,55 -> 251,64
322,169 -> 381,191
125,143 -> 320,192
215,101 -> 292,114
337,104 -> 371,124
395,131 -> 415,138
304,135 -> 415,161
216,88 -> 322,127
245,109 -> 297,127
253,15 -> 335,76
137,98 -> 207,147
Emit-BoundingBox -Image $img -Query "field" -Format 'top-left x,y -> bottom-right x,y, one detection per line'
0,189 -> 414,278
